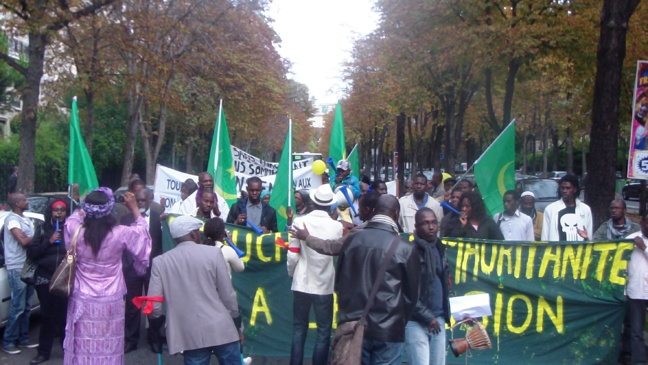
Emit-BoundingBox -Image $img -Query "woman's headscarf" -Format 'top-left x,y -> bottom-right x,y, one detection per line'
82,187 -> 115,218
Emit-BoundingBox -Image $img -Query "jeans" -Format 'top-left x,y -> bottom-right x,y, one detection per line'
4,268 -> 34,347
361,339 -> 403,365
628,297 -> 648,364
182,340 -> 241,365
405,317 -> 446,364
290,291 -> 333,365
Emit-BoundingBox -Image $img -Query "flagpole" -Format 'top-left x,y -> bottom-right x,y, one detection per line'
214,99 -> 223,172
454,119 -> 515,188
288,118 -> 292,208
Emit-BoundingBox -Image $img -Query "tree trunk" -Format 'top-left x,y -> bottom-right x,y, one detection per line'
566,128 -> 573,174
586,0 -> 640,227
523,131 -> 528,174
582,136 -> 587,177
396,113 -> 406,195
17,33 -> 47,194
121,87 -> 143,187
552,131 -> 559,171
542,128 -> 548,178
83,87 -> 95,156
185,142 -> 194,173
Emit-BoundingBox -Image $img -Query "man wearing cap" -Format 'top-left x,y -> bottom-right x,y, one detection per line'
520,191 -> 544,241
287,185 -> 343,365
148,215 -> 241,364
330,159 -> 361,201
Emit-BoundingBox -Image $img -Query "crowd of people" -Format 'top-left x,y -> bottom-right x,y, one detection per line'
2,161 -> 647,365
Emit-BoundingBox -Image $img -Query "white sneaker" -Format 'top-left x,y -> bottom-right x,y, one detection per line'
243,357 -> 253,365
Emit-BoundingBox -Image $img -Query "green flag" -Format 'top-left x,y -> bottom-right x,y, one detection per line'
269,120 -> 295,230
328,101 -> 346,165
474,120 -> 516,216
68,96 -> 98,197
348,144 -> 360,179
207,101 -> 238,208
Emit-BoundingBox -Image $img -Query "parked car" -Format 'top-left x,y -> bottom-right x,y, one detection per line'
27,192 -> 69,215
0,210 -> 43,327
548,171 -> 567,180
515,178 -> 560,213
622,181 -> 642,200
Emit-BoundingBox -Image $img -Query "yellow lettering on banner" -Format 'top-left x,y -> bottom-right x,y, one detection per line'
580,244 -> 594,279
514,246 -> 522,278
497,245 -> 513,276
250,287 -> 272,325
256,235 -> 272,262
610,243 -> 633,285
536,296 -> 563,334
539,246 -> 562,278
561,245 -> 583,279
480,244 -> 497,275
507,295 -> 533,334
593,243 -> 616,282
494,292 -> 503,336
461,243 -> 480,282
455,242 -> 465,284
274,233 -> 283,261
525,246 -> 537,279
232,230 -> 251,264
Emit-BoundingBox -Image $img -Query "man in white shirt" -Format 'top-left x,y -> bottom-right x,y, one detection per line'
493,190 -> 534,241
178,172 -> 229,219
287,184 -> 343,365
399,174 -> 444,233
541,174 -> 592,241
625,213 -> 648,364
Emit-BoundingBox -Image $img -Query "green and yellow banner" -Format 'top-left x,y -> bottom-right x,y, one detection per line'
161,215 -> 632,363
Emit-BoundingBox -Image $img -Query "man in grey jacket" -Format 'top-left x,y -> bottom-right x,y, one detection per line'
148,215 -> 241,365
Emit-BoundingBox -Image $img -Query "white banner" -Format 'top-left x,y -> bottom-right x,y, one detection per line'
153,147 -> 322,210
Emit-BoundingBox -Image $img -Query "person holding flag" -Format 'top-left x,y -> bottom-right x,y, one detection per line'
330,160 -> 361,201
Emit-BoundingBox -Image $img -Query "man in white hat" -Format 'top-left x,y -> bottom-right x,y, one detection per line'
287,184 -> 343,365
520,191 -> 543,241
148,215 -> 241,364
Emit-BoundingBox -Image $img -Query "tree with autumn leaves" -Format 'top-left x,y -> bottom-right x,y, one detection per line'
0,0 -> 314,190
342,0 -> 645,224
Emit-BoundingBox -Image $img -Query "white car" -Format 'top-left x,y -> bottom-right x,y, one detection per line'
0,211 -> 43,327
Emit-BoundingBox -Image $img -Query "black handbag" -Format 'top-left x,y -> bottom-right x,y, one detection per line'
20,258 -> 38,285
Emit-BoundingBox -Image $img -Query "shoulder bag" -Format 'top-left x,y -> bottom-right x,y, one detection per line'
49,225 -> 83,297
330,235 -> 402,365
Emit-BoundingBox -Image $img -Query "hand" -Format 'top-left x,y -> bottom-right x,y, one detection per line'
428,318 -> 441,335
443,190 -> 451,202
290,224 -> 311,241
160,213 -> 169,221
286,207 -> 294,220
459,213 -> 468,227
123,192 -> 137,209
213,206 -> 221,217
49,232 -> 62,244
635,236 -> 647,251
239,329 -> 245,344
160,197 -> 167,208
260,226 -> 270,234
237,214 -> 247,225
577,226 -> 588,240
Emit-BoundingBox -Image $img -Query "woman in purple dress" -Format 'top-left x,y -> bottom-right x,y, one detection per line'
63,187 -> 151,365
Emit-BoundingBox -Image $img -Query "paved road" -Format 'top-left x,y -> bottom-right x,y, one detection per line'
0,313 -> 293,365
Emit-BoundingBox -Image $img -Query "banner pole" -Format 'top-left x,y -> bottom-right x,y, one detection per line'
288,118 -> 292,208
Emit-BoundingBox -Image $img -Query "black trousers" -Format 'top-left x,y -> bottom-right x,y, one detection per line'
34,283 -> 67,358
124,277 -> 147,348
628,297 -> 648,364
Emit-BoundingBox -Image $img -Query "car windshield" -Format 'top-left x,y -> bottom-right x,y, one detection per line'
524,180 -> 559,200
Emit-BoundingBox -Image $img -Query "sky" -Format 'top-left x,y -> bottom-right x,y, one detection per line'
267,0 -> 379,106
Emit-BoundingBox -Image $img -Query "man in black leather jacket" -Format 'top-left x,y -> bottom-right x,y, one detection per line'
405,208 -> 451,364
335,194 -> 420,364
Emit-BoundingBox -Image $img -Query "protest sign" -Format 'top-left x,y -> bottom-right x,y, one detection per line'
153,146 -> 322,210
159,218 -> 631,363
